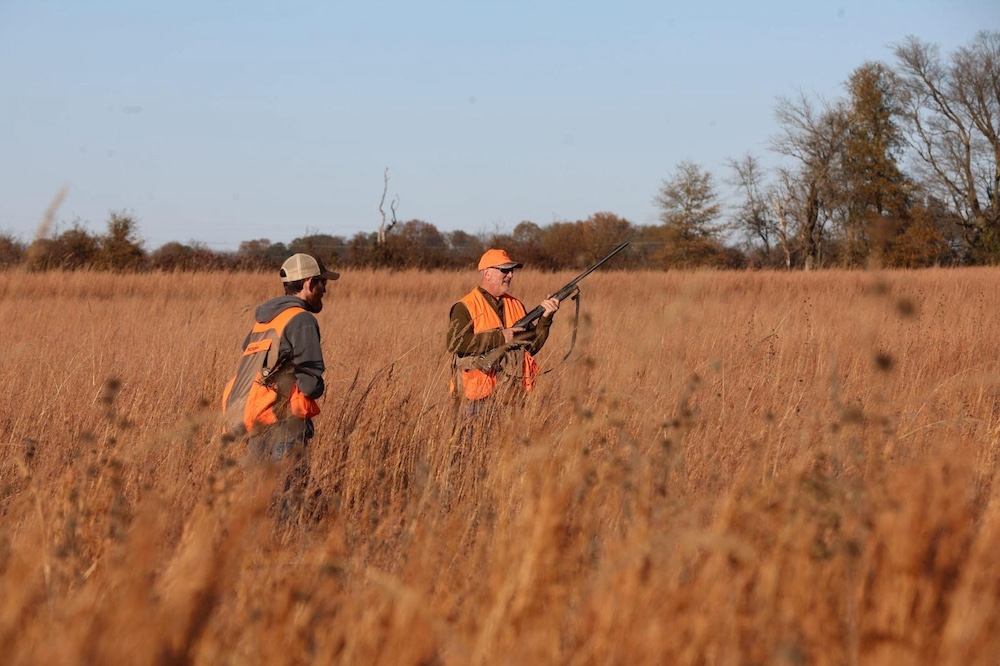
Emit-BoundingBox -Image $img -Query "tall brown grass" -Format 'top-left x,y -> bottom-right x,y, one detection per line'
2,267 -> 1000,664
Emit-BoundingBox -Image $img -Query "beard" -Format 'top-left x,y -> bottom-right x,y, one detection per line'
304,290 -> 324,312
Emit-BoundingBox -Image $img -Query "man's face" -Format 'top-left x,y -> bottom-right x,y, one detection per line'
480,265 -> 514,297
303,277 -> 328,312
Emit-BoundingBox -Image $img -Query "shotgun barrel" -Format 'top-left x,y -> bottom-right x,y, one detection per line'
512,241 -> 629,329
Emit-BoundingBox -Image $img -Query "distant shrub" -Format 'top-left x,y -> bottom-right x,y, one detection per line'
97,210 -> 146,271
150,241 -> 230,271
0,233 -> 25,268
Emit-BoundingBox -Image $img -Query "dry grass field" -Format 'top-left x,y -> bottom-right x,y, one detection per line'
2,266 -> 1000,665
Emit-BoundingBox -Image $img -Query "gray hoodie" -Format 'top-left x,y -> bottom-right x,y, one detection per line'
246,296 -> 326,400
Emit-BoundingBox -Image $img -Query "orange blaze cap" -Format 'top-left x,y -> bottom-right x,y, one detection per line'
477,249 -> 524,271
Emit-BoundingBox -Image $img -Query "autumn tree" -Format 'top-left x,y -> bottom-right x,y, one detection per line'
347,232 -> 377,268
893,31 -> 1000,263
150,241 -> 227,271
841,61 -> 912,266
0,233 -> 24,268
97,211 -> 146,271
541,221 -> 592,269
289,233 -> 345,268
884,202 -> 952,267
446,230 -> 483,268
24,239 -> 55,271
653,161 -> 725,268
23,220 -> 101,270
55,222 -> 101,269
508,221 -> 549,269
237,238 -> 287,270
385,219 -> 448,269
581,212 -> 634,265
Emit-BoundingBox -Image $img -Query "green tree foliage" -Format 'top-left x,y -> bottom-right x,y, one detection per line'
653,161 -> 726,268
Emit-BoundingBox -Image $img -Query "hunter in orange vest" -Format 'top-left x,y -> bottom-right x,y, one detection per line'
447,249 -> 561,401
222,253 -> 339,517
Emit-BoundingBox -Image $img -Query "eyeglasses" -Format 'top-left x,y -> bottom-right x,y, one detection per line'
495,267 -> 515,274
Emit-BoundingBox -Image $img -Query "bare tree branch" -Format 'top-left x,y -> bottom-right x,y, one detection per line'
893,31 -> 1000,254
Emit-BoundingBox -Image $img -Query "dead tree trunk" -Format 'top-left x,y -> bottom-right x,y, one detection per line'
377,168 -> 398,245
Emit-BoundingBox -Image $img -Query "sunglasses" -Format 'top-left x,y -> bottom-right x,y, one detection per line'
495,266 -> 515,274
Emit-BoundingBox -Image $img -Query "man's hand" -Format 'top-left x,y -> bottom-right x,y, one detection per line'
540,296 -> 560,317
501,326 -> 525,343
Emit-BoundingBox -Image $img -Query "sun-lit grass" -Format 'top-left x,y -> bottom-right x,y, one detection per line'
2,266 -> 1000,664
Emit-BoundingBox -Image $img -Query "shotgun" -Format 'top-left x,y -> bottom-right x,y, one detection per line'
512,241 -> 629,329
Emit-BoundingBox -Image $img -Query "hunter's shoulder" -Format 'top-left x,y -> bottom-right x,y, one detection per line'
449,301 -> 472,319
283,305 -> 320,330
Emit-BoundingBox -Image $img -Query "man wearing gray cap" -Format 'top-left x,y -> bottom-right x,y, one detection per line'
222,253 -> 339,519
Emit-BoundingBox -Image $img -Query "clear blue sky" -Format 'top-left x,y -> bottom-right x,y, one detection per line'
1,0 -> 995,250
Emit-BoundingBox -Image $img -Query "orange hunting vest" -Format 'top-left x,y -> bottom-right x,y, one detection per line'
450,289 -> 540,400
221,307 -> 321,436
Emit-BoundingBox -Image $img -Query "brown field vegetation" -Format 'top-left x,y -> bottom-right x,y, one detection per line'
2,267 -> 1000,665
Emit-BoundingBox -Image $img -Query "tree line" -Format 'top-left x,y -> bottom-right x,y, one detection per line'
0,210 -> 704,273
2,32 -> 996,272
659,31 -> 999,269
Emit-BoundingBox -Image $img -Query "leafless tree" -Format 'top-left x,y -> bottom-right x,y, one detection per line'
727,154 -> 779,261
770,92 -> 849,268
893,31 -> 1000,259
377,167 -> 399,245
771,167 -> 799,269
